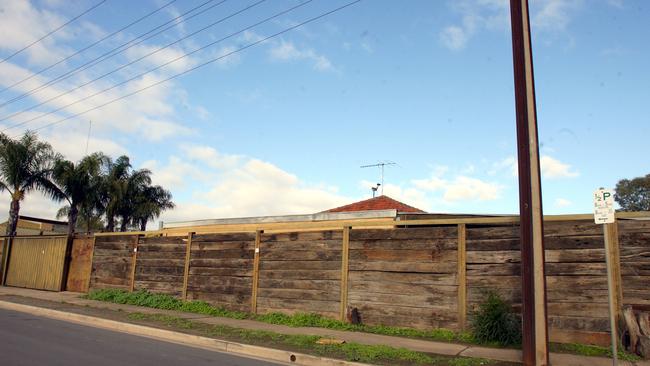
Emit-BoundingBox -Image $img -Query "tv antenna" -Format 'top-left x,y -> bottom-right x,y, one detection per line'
360,161 -> 396,196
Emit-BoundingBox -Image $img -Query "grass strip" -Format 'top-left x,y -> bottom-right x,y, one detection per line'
86,289 -> 640,361
126,312 -> 496,366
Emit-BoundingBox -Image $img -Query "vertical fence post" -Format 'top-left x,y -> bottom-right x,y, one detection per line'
0,237 -> 11,286
129,235 -> 139,292
457,223 -> 467,331
604,222 -> 623,322
340,226 -> 351,322
251,230 -> 262,314
182,232 -> 194,300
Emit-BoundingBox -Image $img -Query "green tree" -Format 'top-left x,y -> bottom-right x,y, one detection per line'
116,168 -> 152,232
103,155 -> 132,232
132,185 -> 174,231
614,174 -> 650,212
0,132 -> 63,236
53,153 -> 108,235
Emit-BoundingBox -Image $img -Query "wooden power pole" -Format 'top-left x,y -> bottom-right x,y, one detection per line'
509,1 -> 549,365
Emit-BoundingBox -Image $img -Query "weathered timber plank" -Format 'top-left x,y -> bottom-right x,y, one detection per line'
189,259 -> 253,268
349,261 -> 456,273
186,284 -> 251,295
349,281 -> 457,296
92,249 -> 132,258
348,238 -> 457,251
618,220 -> 650,233
134,281 -> 182,292
258,269 -> 340,280
192,233 -> 256,242
260,260 -> 340,270
258,288 -> 339,301
549,316 -> 609,332
467,226 -> 519,240
466,249 -> 605,264
347,292 -> 457,307
190,249 -> 254,259
188,267 -> 252,277
262,231 -> 342,242
191,241 -> 254,251
543,221 -> 604,237
348,271 -> 457,285
546,302 -> 609,318
261,240 -> 342,251
138,236 -> 185,245
349,249 -> 457,262
259,250 -> 341,261
135,251 -> 186,259
549,329 -> 610,347
256,297 -> 339,313
187,275 -> 252,288
92,242 -> 132,251
186,291 -> 251,305
134,274 -> 184,283
136,266 -> 185,275
136,244 -> 186,252
258,279 -> 340,291
350,227 -> 457,240
135,258 -> 185,267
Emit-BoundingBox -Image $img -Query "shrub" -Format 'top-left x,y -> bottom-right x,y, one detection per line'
470,291 -> 521,346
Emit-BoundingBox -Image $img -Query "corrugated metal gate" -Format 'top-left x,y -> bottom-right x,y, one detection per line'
5,236 -> 68,291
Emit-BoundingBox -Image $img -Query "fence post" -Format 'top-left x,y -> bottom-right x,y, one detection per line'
457,223 -> 467,331
339,226 -> 351,322
0,237 -> 11,286
251,230 -> 262,314
604,222 -> 623,320
129,235 -> 140,292
182,232 -> 194,300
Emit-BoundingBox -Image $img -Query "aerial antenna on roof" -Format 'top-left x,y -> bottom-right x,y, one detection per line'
361,161 -> 395,196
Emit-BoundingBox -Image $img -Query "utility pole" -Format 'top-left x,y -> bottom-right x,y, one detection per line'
360,161 -> 395,195
509,1 -> 549,365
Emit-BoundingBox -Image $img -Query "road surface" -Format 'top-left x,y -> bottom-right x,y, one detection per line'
0,308 -> 281,366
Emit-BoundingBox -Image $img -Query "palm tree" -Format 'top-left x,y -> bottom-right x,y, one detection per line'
0,132 -> 64,236
103,155 -> 131,232
53,153 -> 107,236
132,185 -> 174,231
116,168 -> 152,232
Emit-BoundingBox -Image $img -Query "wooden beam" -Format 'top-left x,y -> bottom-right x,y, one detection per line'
604,222 -> 623,323
182,232 -> 194,300
128,235 -> 140,292
339,226 -> 351,321
250,230 -> 262,314
457,223 -> 467,331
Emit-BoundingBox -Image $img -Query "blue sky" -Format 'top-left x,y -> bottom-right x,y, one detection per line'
0,0 -> 648,223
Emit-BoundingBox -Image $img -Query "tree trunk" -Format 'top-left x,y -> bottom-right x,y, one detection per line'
67,204 -> 79,237
119,217 -> 128,232
106,213 -> 115,232
139,218 -> 147,232
6,198 -> 20,236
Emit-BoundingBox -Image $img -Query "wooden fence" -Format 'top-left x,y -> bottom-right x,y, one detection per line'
88,214 -> 650,346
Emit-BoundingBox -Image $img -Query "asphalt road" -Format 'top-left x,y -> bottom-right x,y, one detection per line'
0,308 -> 281,366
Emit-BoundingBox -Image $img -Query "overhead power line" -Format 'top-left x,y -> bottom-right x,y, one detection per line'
0,0 -> 267,126
16,0 -> 362,137
0,0 -> 225,109
0,0 -> 178,95
0,0 -> 108,66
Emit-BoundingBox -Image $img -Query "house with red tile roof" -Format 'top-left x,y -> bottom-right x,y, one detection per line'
323,195 -> 425,214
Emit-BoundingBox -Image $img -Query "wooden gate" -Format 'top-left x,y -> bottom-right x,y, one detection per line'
5,236 -> 68,291
65,236 -> 95,292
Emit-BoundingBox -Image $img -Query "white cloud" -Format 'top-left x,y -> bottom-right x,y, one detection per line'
489,155 -> 578,179
554,198 -> 573,208
212,46 -> 241,68
269,40 -> 334,72
413,175 -> 502,202
540,155 -> 579,179
439,0 -> 582,50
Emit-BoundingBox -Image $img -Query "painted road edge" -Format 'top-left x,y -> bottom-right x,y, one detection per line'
0,300 -> 371,366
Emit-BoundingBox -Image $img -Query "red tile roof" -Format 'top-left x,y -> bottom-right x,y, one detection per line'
324,195 -> 426,213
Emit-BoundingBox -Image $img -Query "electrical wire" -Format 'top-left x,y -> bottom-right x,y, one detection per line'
0,0 -> 225,109
0,0 -> 267,126
0,0 -> 178,95
4,0 -> 307,132
0,0 -> 108,65
16,0 -> 362,137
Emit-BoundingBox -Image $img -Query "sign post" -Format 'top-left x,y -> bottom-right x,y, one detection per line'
594,188 -> 618,366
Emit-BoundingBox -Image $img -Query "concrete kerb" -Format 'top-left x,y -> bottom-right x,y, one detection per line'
0,300 -> 371,366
